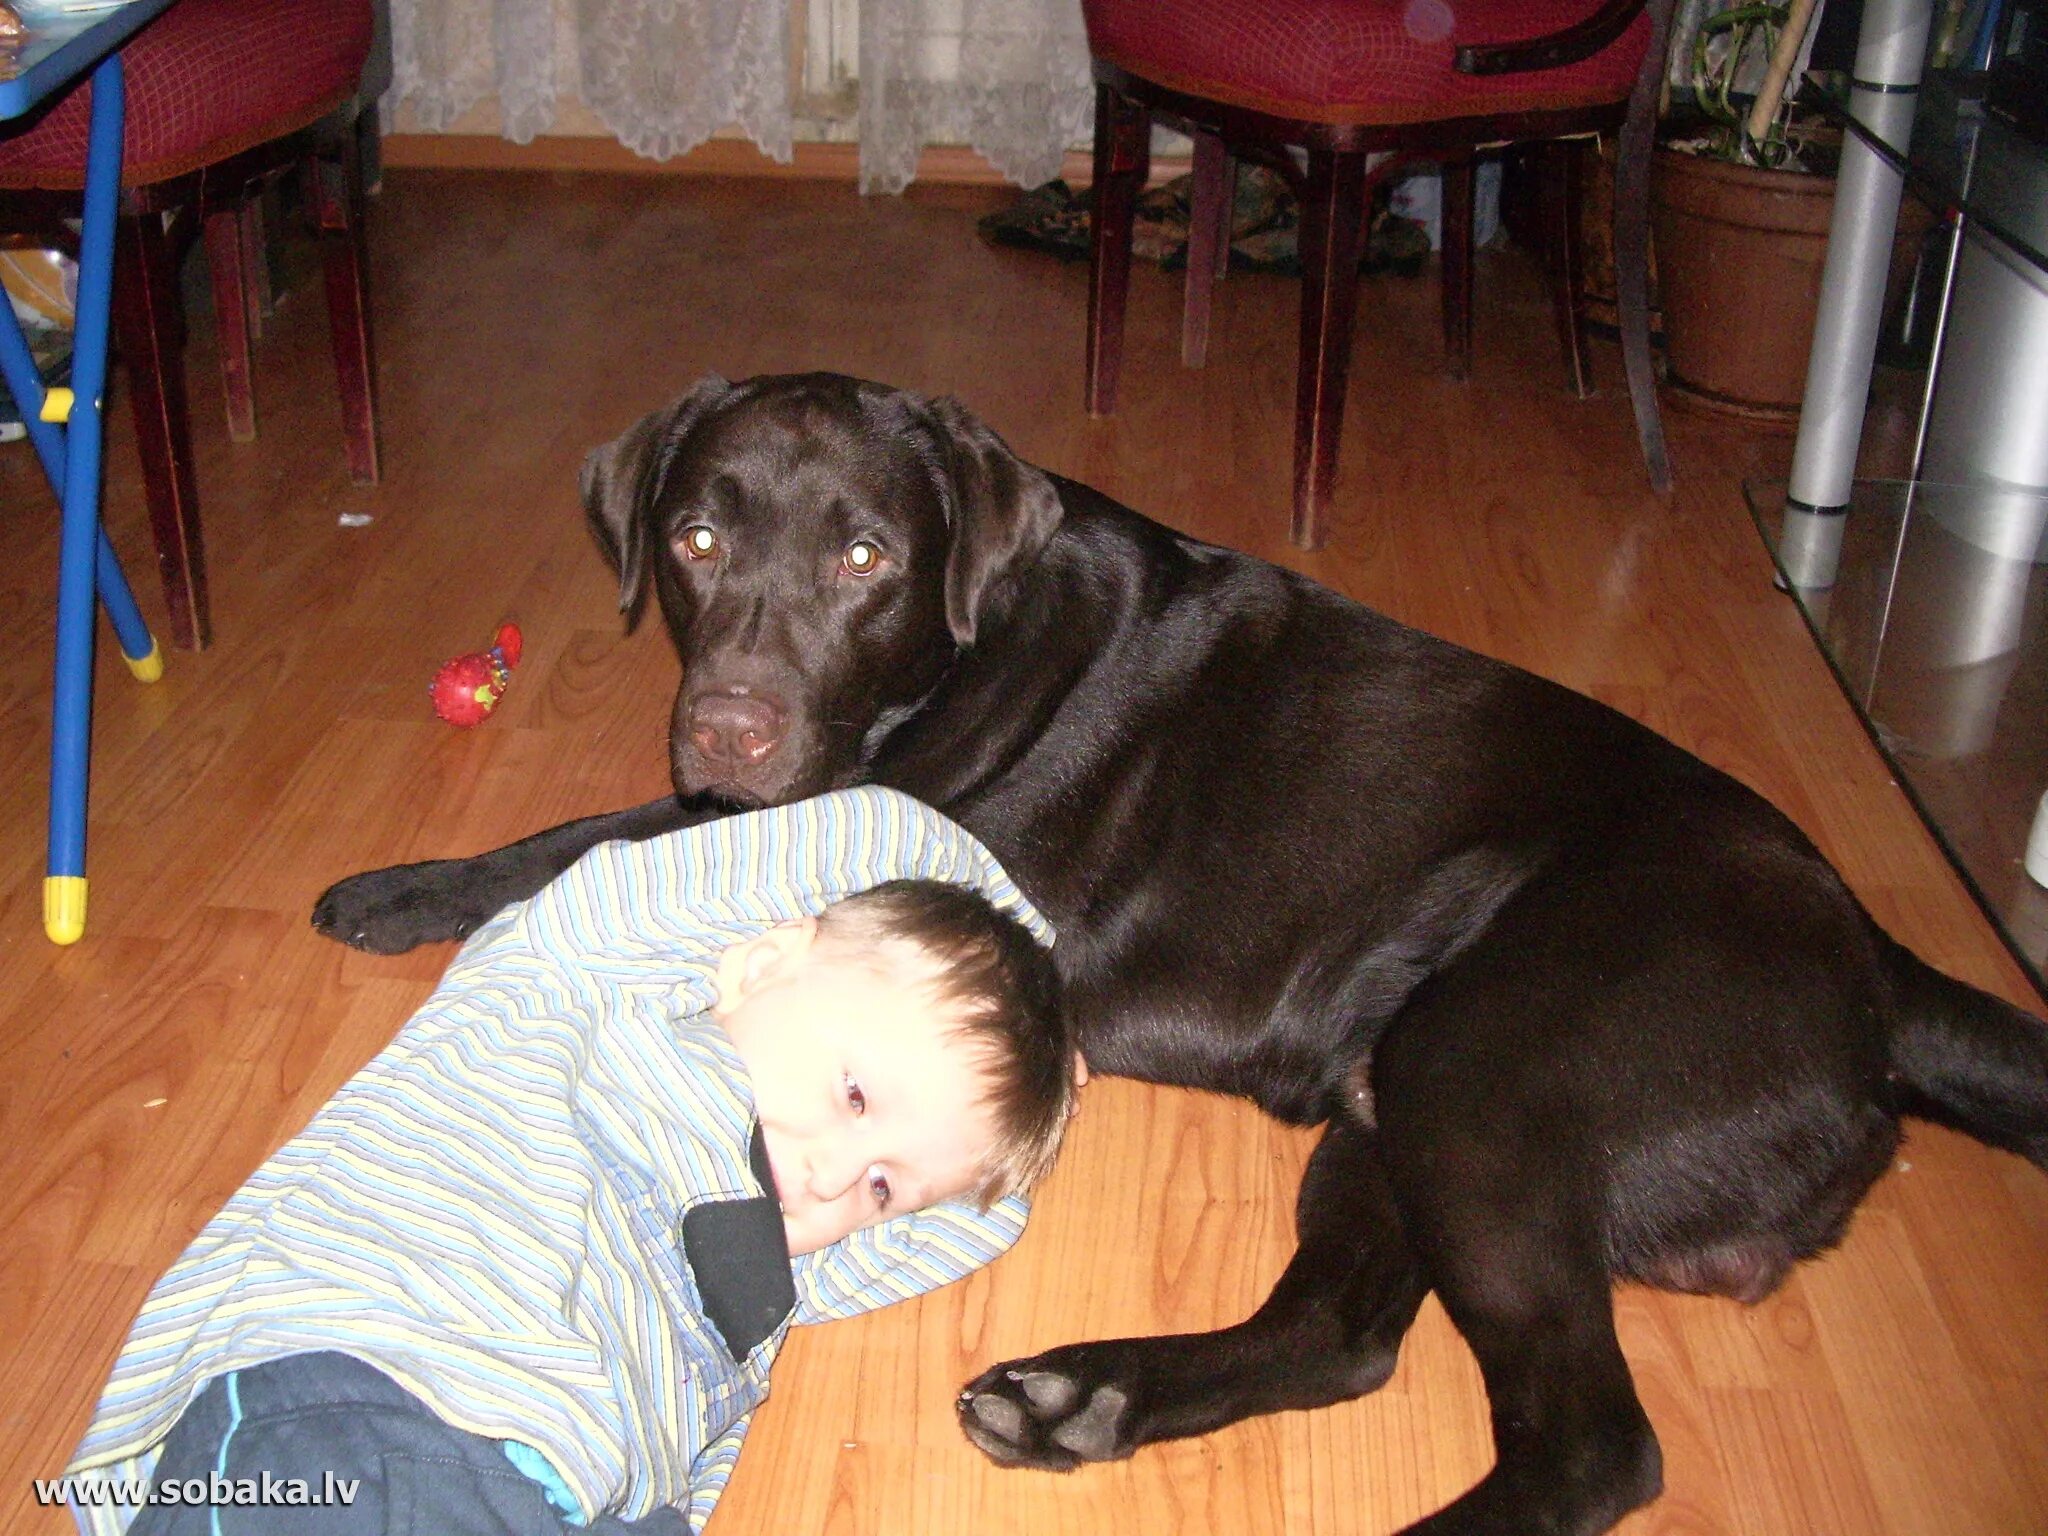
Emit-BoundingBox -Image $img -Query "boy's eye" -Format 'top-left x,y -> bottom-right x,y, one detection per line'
867,1168 -> 892,1209
843,1072 -> 866,1115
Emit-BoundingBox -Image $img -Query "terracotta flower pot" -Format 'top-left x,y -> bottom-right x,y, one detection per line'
1650,147 -> 1836,423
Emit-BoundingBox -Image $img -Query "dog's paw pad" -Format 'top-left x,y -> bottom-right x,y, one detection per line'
958,1350 -> 1141,1469
969,1393 -> 1027,1442
1017,1370 -> 1080,1417
1046,1385 -> 1129,1461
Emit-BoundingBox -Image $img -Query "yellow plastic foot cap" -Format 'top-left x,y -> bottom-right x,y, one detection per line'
45,875 -> 87,944
125,639 -> 164,683
39,386 -> 74,424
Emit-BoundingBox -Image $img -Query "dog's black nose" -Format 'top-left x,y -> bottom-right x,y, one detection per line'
687,688 -> 787,766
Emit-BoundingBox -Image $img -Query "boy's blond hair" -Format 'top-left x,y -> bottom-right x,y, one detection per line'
815,880 -> 1073,1204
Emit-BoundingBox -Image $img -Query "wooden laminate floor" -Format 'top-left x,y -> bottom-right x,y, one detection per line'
2,169 -> 2044,1536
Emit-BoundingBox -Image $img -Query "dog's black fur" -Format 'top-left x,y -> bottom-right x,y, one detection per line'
314,374 -> 2048,1535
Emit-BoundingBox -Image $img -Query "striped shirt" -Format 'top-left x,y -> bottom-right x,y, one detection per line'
66,787 -> 1053,1533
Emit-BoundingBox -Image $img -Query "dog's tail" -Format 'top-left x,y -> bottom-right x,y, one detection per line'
1884,936 -> 2048,1170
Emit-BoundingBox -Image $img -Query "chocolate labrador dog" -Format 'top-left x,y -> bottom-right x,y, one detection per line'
314,373 -> 2048,1535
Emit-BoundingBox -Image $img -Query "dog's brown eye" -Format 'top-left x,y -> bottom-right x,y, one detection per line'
679,526 -> 719,561
842,540 -> 881,576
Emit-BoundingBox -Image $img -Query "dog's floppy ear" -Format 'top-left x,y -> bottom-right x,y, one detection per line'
918,395 -> 1064,646
581,375 -> 732,621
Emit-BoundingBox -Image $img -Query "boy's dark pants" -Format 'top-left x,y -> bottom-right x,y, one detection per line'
123,1352 -> 687,1536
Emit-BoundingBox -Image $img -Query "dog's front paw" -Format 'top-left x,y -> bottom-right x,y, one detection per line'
957,1347 -> 1141,1470
311,860 -> 487,953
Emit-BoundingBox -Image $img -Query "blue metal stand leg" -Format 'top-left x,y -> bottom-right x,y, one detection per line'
0,286 -> 59,466
45,52 -> 127,943
0,128 -> 158,686
96,526 -> 160,675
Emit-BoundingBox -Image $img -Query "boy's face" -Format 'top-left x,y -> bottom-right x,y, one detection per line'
712,918 -> 999,1256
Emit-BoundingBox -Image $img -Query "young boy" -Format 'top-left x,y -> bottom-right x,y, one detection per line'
63,786 -> 1077,1536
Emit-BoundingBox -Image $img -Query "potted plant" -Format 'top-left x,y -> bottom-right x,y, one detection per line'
1649,0 -> 1844,421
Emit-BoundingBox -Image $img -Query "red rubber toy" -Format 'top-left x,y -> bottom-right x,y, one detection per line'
430,623 -> 523,727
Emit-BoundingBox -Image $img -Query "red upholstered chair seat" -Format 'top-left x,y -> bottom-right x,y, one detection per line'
0,0 -> 372,188
1085,0 -> 1649,123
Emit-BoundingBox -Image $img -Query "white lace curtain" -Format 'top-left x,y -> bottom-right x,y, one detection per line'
387,0 -> 1094,193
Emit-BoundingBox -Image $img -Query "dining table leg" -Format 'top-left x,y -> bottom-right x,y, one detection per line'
1777,0 -> 1933,589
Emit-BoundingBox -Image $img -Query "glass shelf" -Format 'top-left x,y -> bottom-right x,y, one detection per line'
1807,68 -> 2048,278
1748,478 -> 2048,991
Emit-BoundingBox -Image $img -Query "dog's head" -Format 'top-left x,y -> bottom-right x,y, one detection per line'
581,373 -> 1064,805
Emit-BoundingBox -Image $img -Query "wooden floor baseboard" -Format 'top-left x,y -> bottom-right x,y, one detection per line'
380,133 -> 1187,187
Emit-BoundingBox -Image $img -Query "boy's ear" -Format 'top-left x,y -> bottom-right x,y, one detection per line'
720,917 -> 820,1005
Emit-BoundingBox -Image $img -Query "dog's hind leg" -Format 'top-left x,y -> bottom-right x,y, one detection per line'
1399,1205 -> 1661,1536
957,1112 -> 1430,1469
1373,985 -> 1664,1536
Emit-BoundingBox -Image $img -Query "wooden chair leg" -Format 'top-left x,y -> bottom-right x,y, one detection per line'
239,194 -> 271,340
1441,152 -> 1475,383
1544,140 -> 1594,399
1215,156 -> 1236,281
202,203 -> 256,442
1182,128 -> 1232,368
112,211 -> 210,651
1615,3 -> 1674,493
1293,149 -> 1369,551
304,128 -> 380,484
1085,82 -> 1150,417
